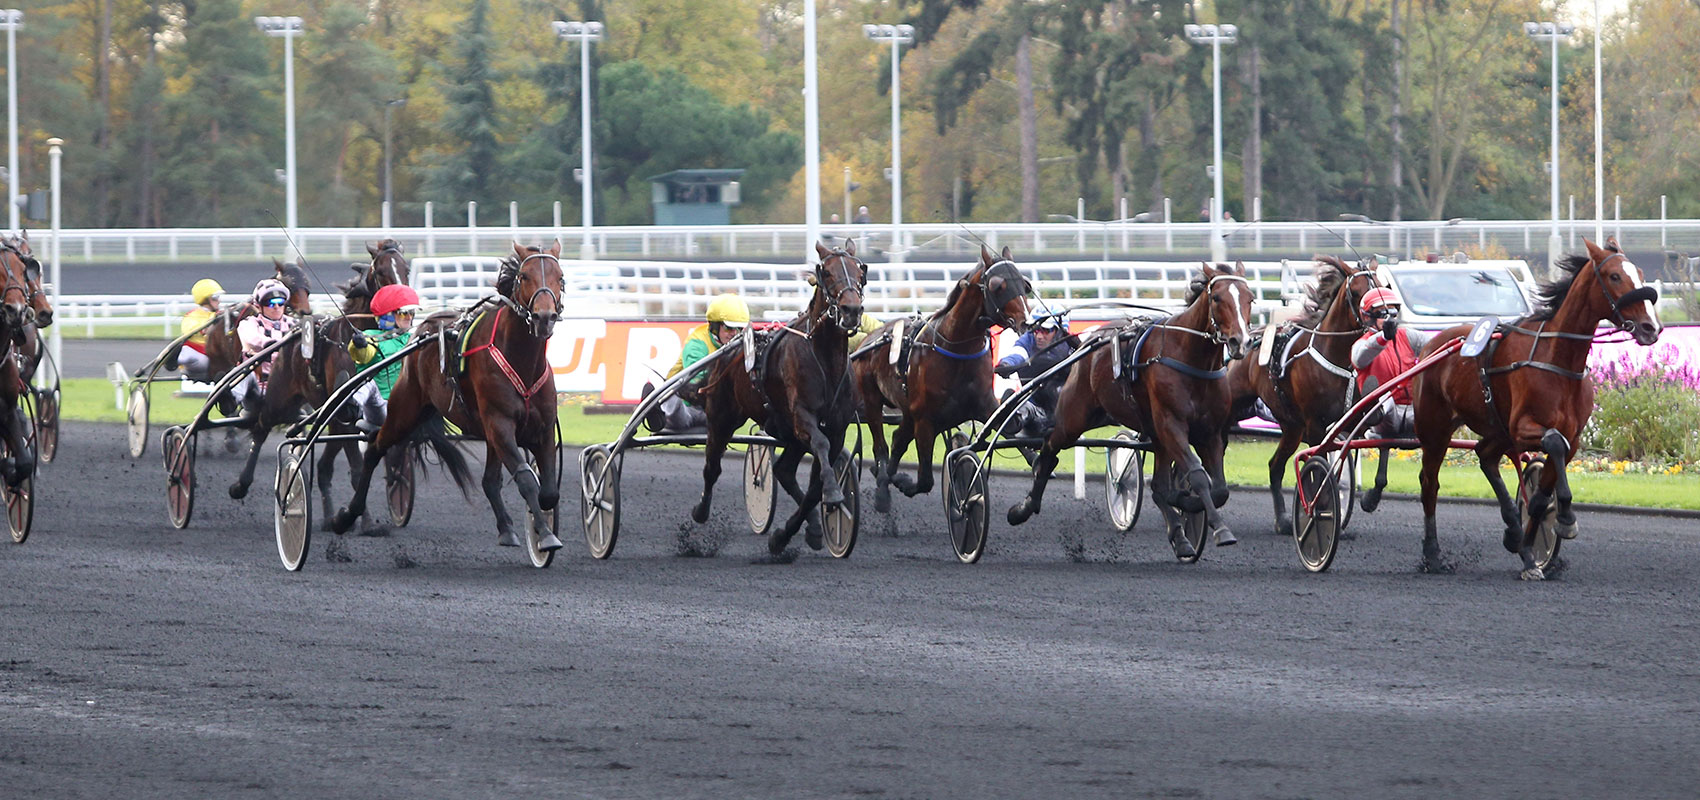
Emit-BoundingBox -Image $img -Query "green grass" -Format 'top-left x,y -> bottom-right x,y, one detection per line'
57,324 -> 184,340
61,379 -> 1699,510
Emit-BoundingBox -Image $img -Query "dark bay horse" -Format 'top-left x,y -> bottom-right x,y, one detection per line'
851,244 -> 1029,512
332,241 -> 565,553
0,244 -> 40,487
1411,239 -> 1661,579
692,240 -> 866,555
1226,256 -> 1377,536
1008,262 -> 1254,558
203,258 -> 314,381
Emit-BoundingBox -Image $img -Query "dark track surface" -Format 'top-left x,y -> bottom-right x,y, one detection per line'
4,422 -> 1699,798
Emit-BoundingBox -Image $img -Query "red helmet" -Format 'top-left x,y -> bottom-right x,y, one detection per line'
371,284 -> 422,317
1358,287 -> 1400,316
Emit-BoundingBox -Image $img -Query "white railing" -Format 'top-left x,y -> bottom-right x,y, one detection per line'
26,218 -> 1700,264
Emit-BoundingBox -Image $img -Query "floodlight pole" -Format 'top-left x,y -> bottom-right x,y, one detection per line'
554,20 -> 604,261
864,23 -> 914,258
1186,23 -> 1237,264
1526,20 -> 1573,273
256,15 -> 304,248
0,10 -> 22,233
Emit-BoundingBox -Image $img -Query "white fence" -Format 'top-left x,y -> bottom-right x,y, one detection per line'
25,218 -> 1700,264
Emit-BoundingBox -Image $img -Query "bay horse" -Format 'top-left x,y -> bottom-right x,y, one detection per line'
851,244 -> 1029,512
1226,256 -> 1378,536
203,258 -> 314,381
1007,262 -> 1253,558
692,240 -> 866,555
0,244 -> 39,487
1411,238 -> 1660,579
1,233 -> 55,383
331,241 -> 565,554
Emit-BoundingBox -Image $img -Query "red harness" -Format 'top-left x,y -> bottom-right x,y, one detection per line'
461,306 -> 552,399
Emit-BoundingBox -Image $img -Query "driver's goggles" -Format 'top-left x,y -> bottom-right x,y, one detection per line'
1368,307 -> 1400,320
265,297 -> 289,308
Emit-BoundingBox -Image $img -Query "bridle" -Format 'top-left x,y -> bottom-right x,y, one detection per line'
813,248 -> 866,333
370,243 -> 409,294
0,245 -> 37,332
497,252 -> 563,339
968,259 -> 1029,331
1196,272 -> 1251,348
1592,251 -> 1660,332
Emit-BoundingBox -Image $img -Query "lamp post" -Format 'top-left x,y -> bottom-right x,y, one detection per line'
0,9 -> 21,233
255,15 -> 303,242
1185,23 -> 1237,265
863,23 -> 914,256
553,20 -> 603,261
1592,0 -> 1603,244
803,0 -> 821,264
1525,20 -> 1574,273
382,98 -> 405,228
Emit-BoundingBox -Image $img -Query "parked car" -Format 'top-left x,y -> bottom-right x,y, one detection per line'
1373,256 -> 1538,330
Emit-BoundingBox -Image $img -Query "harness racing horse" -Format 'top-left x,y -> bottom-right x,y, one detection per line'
203,258 -> 314,381
692,240 -> 867,556
1412,239 -> 1661,579
0,245 -> 39,488
1007,262 -> 1253,558
332,241 -> 566,554
1226,256 -> 1378,536
1,234 -> 54,379
851,244 -> 1029,513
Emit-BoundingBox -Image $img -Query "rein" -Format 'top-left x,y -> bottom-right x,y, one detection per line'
462,305 -> 552,399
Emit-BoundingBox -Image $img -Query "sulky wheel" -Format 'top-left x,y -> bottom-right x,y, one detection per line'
821,448 -> 859,559
384,446 -> 417,528
1104,430 -> 1146,533
162,426 -> 197,530
744,443 -> 776,536
1517,458 -> 1561,572
126,384 -> 150,459
1,434 -> 33,544
580,446 -> 621,559
1334,448 -> 1359,532
36,386 -> 59,464
1168,463 -> 1209,564
522,449 -> 559,569
942,449 -> 989,564
1293,456 -> 1342,573
274,445 -> 312,571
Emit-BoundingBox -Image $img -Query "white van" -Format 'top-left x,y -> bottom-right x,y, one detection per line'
1372,256 -> 1538,331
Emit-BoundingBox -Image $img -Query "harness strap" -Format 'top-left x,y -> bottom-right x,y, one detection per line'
461,306 -> 552,399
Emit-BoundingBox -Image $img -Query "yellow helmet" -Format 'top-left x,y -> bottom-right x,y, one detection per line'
706,294 -> 749,328
192,279 -> 224,306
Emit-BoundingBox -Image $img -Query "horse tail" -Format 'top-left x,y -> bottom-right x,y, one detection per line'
406,409 -> 477,501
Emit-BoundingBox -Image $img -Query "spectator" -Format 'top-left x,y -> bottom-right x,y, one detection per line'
854,205 -> 873,224
829,213 -> 841,224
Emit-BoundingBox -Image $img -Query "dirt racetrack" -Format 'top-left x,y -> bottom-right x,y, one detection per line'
3,421 -> 1699,798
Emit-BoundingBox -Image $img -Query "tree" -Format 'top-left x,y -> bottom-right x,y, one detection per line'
297,0 -> 401,226
419,0 -> 501,221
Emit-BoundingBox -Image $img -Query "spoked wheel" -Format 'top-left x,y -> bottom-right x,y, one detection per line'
1517,457 -> 1561,572
1293,456 -> 1342,573
274,445 -> 312,571
162,426 -> 196,529
35,386 -> 59,464
522,448 -> 561,569
1,435 -> 32,544
126,384 -> 150,459
384,446 -> 416,528
1333,448 -> 1359,532
1167,463 -> 1209,564
942,449 -> 989,564
1104,430 -> 1146,532
821,449 -> 859,558
744,443 -> 776,536
580,446 -> 621,559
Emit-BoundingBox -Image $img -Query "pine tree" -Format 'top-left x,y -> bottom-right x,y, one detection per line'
420,0 -> 500,222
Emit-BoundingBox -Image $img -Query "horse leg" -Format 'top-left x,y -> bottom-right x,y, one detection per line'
1541,428 -> 1579,539
885,419 -> 918,496
0,403 -> 30,486
315,442 -> 341,530
1472,442 -> 1520,554
690,408 -> 742,524
1196,433 -> 1235,547
481,441 -> 520,547
768,448 -> 817,554
332,440 -> 386,535
331,387 -> 423,535
1416,440 -> 1448,572
1267,429 -> 1303,537
227,424 -> 270,500
860,382 -> 893,513
484,420 -> 563,552
776,456 -> 828,553
1006,395 -> 1090,526
902,418 -> 939,497
1147,454 -> 1189,557
1362,447 -> 1392,513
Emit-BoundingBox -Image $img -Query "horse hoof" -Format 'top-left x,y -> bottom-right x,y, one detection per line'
1360,487 -> 1382,513
1556,519 -> 1579,540
228,483 -> 249,500
1006,500 -> 1034,526
496,530 -> 521,547
690,503 -> 710,524
804,526 -> 824,551
1212,526 -> 1237,547
1519,567 -> 1546,582
1276,517 -> 1294,539
873,485 -> 891,514
536,533 -> 564,552
1170,535 -> 1198,560
331,509 -> 358,535
1502,527 -> 1521,554
822,488 -> 845,507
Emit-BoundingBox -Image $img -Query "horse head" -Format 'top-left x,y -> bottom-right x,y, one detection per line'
811,239 -> 867,333
367,239 -> 411,290
1192,261 -> 1253,360
1584,238 -> 1661,346
272,257 -> 314,316
1312,254 -> 1380,331
0,245 -> 36,343
1,232 -> 47,327
505,240 -> 565,339
972,244 -> 1030,331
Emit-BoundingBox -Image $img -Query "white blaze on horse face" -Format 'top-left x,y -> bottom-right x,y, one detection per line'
1228,282 -> 1249,340
1619,258 -> 1662,331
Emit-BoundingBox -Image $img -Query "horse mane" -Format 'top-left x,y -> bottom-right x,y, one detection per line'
373,237 -> 403,254
1294,256 -> 1350,328
1184,263 -> 1234,305
933,260 -> 987,322
1527,247 -> 1611,322
496,245 -> 545,298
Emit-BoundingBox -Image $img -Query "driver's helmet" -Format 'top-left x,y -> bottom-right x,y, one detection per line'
1032,311 -> 1067,332
1359,287 -> 1401,317
706,294 -> 750,328
252,278 -> 290,308
191,278 -> 224,306
371,284 -> 422,318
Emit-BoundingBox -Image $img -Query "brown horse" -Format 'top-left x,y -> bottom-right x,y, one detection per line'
851,244 -> 1029,512
203,258 -> 314,381
0,233 -> 54,383
692,240 -> 866,555
332,241 -> 565,553
1007,262 -> 1254,558
1411,239 -> 1660,579
0,245 -> 39,486
1226,256 -> 1378,536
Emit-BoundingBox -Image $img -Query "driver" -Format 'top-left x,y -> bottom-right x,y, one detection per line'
642,294 -> 749,432
346,284 -> 423,432
170,278 -> 223,380
995,311 -> 1079,438
1351,288 -> 1434,437
229,278 -> 296,415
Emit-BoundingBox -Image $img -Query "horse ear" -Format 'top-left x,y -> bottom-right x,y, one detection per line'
843,237 -> 856,257
1606,236 -> 1621,252
815,240 -> 832,263
980,243 -> 994,265
512,240 -> 526,259
1583,238 -> 1606,261
1234,259 -> 1247,276
367,241 -> 380,257
1000,245 -> 1013,262
548,238 -> 562,257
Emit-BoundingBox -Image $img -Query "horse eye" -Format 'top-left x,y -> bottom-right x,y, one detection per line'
1609,272 -> 1621,282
